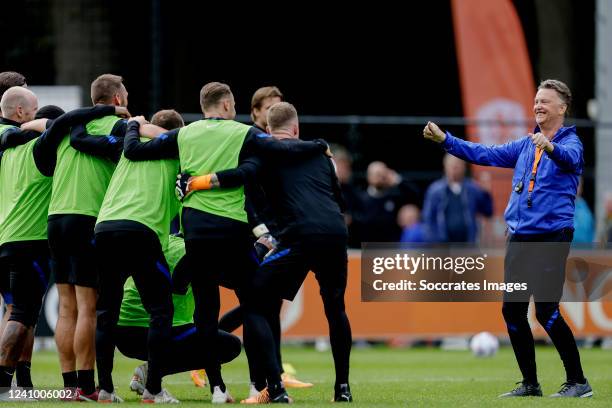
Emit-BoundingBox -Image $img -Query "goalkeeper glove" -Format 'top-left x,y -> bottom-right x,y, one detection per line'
175,173 -> 219,201
252,224 -> 278,261
175,173 -> 190,201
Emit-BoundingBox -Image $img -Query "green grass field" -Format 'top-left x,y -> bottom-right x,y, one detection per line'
12,345 -> 612,406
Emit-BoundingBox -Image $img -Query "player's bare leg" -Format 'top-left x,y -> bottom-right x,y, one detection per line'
74,285 -> 97,399
56,284 -> 77,373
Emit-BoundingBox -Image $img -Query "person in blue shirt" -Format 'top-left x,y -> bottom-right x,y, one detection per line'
573,177 -> 594,245
397,204 -> 427,243
424,79 -> 591,399
423,154 -> 492,242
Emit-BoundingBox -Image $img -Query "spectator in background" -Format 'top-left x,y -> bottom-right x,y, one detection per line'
573,177 -> 594,245
250,86 -> 283,132
423,154 -> 492,243
0,72 -> 27,108
330,144 -> 364,248
397,204 -> 426,243
601,192 -> 612,247
354,161 -> 419,242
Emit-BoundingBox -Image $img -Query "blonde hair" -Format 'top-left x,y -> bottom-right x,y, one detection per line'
267,102 -> 298,131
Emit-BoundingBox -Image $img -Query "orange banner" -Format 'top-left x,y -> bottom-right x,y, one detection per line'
219,253 -> 612,339
451,0 -> 536,241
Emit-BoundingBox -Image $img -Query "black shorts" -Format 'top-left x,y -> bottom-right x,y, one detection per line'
250,235 -> 348,301
0,241 -> 50,327
48,214 -> 98,288
0,256 -> 12,305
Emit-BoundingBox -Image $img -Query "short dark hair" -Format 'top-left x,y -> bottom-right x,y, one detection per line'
35,105 -> 65,120
91,74 -> 124,104
0,71 -> 27,100
538,79 -> 572,116
151,109 -> 184,129
200,82 -> 232,112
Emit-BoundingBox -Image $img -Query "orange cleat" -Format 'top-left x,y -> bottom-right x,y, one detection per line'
240,387 -> 292,404
190,369 -> 207,388
281,372 -> 313,389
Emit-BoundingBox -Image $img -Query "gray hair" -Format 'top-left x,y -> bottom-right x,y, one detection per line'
538,79 -> 572,116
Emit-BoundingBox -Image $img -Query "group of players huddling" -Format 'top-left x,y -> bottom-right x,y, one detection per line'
0,71 -> 353,403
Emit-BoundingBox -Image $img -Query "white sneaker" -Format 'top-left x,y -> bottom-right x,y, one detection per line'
211,385 -> 234,404
248,382 -> 259,398
129,363 -> 147,395
0,387 -> 37,402
142,388 -> 179,404
98,389 -> 124,403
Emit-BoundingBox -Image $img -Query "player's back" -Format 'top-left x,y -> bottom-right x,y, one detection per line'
262,143 -> 347,239
49,115 -> 123,217
178,119 -> 251,224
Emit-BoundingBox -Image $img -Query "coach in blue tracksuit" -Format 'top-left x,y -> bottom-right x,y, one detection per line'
424,79 -> 591,399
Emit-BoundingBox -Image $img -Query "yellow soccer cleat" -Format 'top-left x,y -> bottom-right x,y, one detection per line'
281,372 -> 313,389
190,369 -> 207,388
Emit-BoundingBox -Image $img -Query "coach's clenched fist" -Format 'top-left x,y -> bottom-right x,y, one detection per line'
529,132 -> 554,153
423,121 -> 446,143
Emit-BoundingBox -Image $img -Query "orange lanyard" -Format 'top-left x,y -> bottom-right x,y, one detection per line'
528,147 -> 544,193
527,147 -> 543,207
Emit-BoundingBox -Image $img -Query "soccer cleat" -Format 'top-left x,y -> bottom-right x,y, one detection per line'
211,385 -> 235,404
281,372 -> 313,388
98,389 -> 124,403
77,387 -> 99,402
240,387 -> 292,404
130,363 -> 147,395
498,381 -> 542,398
0,388 -> 37,402
59,387 -> 80,401
142,388 -> 179,404
333,384 -> 353,402
190,369 -> 207,388
550,380 -> 593,398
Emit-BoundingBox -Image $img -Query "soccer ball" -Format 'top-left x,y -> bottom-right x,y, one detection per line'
469,332 -> 499,357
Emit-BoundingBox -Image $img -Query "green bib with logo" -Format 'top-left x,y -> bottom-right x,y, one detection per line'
177,119 -> 250,223
48,116 -> 122,217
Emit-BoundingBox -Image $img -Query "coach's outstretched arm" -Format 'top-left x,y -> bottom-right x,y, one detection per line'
423,121 -> 522,169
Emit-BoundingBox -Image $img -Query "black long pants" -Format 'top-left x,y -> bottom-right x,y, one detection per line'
95,230 -> 174,395
220,298 -> 283,388
502,228 -> 585,384
184,236 -> 257,379
115,324 -> 241,385
243,236 -> 352,390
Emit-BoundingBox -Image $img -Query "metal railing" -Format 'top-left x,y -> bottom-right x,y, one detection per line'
181,113 -> 612,129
